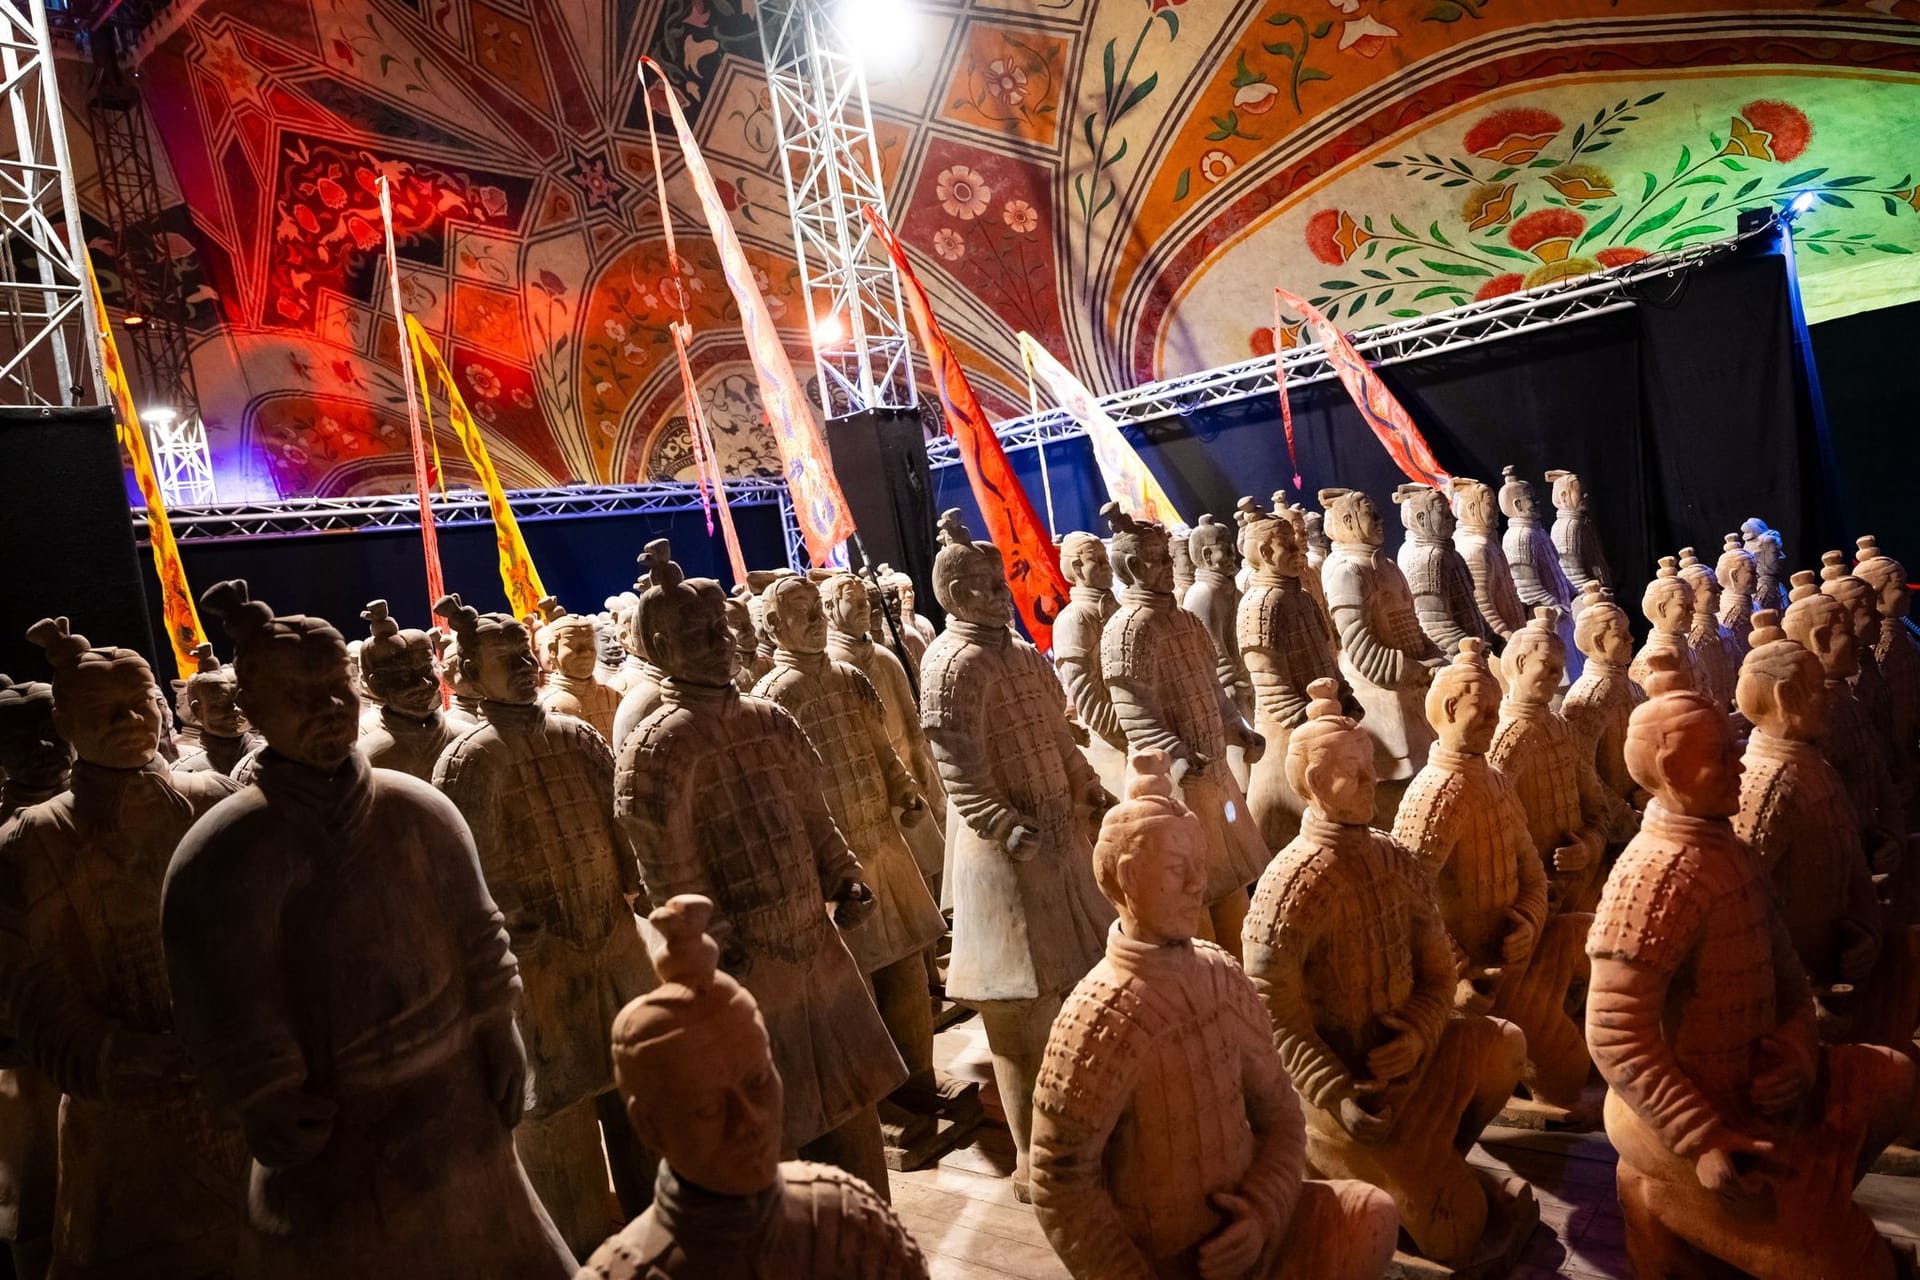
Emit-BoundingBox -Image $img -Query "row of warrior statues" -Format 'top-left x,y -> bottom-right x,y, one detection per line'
0,463 -> 1914,1280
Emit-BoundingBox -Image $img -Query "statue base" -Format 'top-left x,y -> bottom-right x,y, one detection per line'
880,1093 -> 985,1172
1871,1142 -> 1920,1177
1385,1171 -> 1539,1280
1496,1083 -> 1605,1133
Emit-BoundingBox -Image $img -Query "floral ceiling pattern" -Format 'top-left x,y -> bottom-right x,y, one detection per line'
74,0 -> 1920,499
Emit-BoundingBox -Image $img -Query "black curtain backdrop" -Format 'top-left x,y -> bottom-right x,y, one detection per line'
132,503 -> 783,662
1811,298 -> 1920,562
934,230 -> 1834,625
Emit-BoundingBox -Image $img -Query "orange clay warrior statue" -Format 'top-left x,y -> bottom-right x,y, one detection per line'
1631,557 -> 1705,696
1499,468 -> 1580,682
1678,547 -> 1738,710
1183,514 -> 1255,720
1394,482 -> 1490,661
1053,531 -> 1129,799
1716,533 -> 1758,662
537,599 -> 623,743
1547,469 -> 1611,592
356,598 -> 469,781
172,643 -> 260,777
1450,476 -> 1527,647
1561,584 -> 1646,843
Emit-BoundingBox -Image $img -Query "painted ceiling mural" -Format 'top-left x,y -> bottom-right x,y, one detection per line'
72,0 -> 1920,499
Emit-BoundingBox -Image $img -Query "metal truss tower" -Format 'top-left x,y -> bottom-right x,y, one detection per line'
0,0 -> 95,406
755,0 -> 917,419
83,15 -> 213,503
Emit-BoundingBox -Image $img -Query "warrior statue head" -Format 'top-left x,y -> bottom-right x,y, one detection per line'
201,579 -> 356,770
359,599 -> 441,720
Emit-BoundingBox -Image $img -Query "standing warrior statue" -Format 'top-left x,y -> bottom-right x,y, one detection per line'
1824,550 -> 1912,814
431,593 -> 655,1256
538,599 -> 624,743
919,510 -> 1114,1200
1784,572 -> 1906,881
173,643 -> 261,777
1562,584 -> 1646,842
1052,531 -> 1129,800
579,896 -> 930,1280
1183,514 -> 1255,720
1586,650 -> 1916,1279
1716,533 -> 1759,661
1857,536 -> 1920,787
1733,611 -> 1882,1041
1244,680 -> 1526,1267
1546,469 -> 1611,591
356,599 -> 469,780
611,543 -> 675,755
822,573 -> 947,889
614,551 -> 905,1194
1319,487 -> 1444,822
1449,476 -> 1528,647
1489,611 -> 1613,914
1394,639 -> 1593,1113
1678,548 -> 1738,710
1276,492 -> 1335,632
0,675 -> 67,827
166,582 -> 575,1279
1238,501 -> 1346,851
1101,503 -> 1268,954
753,575 -> 957,1120
1743,516 -> 1789,615
0,618 -> 247,1279
724,595 -> 764,694
1499,467 -> 1580,681
1394,482 -> 1490,660
1631,558 -> 1704,695
1029,751 -> 1398,1280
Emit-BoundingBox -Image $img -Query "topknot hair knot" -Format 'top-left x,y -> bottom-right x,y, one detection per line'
1125,748 -> 1178,802
25,617 -> 86,669
1305,677 -> 1345,720
361,600 -> 400,643
200,579 -> 276,645
936,509 -> 974,548
640,540 -> 683,592
1640,648 -> 1693,697
648,895 -> 720,988
1788,570 -> 1822,603
1750,609 -> 1785,647
433,593 -> 481,644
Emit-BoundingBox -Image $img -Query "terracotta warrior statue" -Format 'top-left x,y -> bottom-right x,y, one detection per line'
1302,509 -> 1331,576
1784,572 -> 1906,881
538,599 -> 623,742
0,676 -> 67,827
1631,557 -> 1703,695
612,545 -> 674,754
725,595 -> 763,695
1395,638 -> 1593,1112
1318,487 -> 1443,821
356,598 -> 470,780
1547,468 -> 1610,592
1824,550 -> 1911,805
1586,649 -> 1916,1279
1101,503 -> 1268,953
1449,476 -> 1528,647
580,896 -> 929,1280
431,593 -> 656,1256
1562,583 -> 1646,842
441,624 -> 484,720
1489,610 -> 1614,914
613,550 -> 905,1194
1054,531 -> 1129,798
1170,535 -> 1196,599
1716,533 -> 1758,661
1394,481 -> 1490,660
1854,535 -> 1920,784
0,675 -> 66,1280
881,563 -> 937,650
606,592 -> 647,695
163,582 -> 575,1278
1030,751 -> 1398,1280
1275,492 -> 1334,629
173,642 -> 261,777
1743,516 -> 1789,615
919,510 -> 1114,1200
1732,610 -> 1882,1038
821,573 -> 947,886
1245,679 -> 1526,1266
1678,547 -> 1738,710
0,619 -> 246,1279
1238,501 -> 1347,852
1499,467 -> 1580,681
753,574 -> 958,1119
1184,514 -> 1254,720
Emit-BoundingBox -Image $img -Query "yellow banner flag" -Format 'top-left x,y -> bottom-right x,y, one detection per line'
85,258 -> 206,678
404,316 -> 547,618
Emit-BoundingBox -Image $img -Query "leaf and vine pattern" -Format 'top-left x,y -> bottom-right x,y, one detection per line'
1077,0 -> 1182,276
1288,94 -> 1916,334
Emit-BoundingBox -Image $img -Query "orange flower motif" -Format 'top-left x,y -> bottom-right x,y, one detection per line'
1740,100 -> 1811,163
1463,108 -> 1562,164
1305,209 -> 1371,265
1899,187 -> 1920,214
1249,323 -> 1304,357
1544,165 -> 1615,203
1719,115 -> 1774,161
1524,257 -> 1601,289
1463,183 -> 1517,232
1507,209 -> 1586,264
1595,247 -> 1648,269
1476,274 -> 1525,301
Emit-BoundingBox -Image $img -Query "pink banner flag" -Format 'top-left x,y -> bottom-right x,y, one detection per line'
640,57 -> 855,565
379,177 -> 448,617
1018,332 -> 1186,533
1274,287 -> 1450,489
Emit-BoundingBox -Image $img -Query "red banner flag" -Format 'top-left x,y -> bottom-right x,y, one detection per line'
640,58 -> 854,566
864,207 -> 1068,651
1274,287 -> 1450,489
379,177 -> 447,617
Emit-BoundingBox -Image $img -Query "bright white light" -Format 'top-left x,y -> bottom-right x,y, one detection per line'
812,313 -> 847,346
140,406 -> 177,428
836,0 -> 919,79
1790,191 -> 1819,215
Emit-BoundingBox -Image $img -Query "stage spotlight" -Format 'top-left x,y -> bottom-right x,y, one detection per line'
813,313 -> 847,346
121,313 -> 146,328
1789,191 -> 1819,217
836,0 -> 919,78
140,406 -> 177,428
